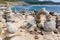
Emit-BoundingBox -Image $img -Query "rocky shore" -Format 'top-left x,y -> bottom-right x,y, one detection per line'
0,3 -> 60,40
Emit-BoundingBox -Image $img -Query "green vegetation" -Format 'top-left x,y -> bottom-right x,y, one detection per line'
0,0 -> 16,2
4,0 -> 15,2
26,1 -> 60,5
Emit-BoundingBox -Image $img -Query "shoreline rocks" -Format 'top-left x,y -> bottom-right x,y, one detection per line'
0,3 -> 60,40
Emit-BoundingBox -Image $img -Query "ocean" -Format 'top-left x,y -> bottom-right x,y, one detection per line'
11,5 -> 60,14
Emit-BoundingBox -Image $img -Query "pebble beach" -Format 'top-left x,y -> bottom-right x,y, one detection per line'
0,3 -> 60,40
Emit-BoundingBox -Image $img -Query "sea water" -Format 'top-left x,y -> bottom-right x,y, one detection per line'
11,5 -> 60,12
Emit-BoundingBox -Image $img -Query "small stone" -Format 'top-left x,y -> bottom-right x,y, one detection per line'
34,36 -> 39,39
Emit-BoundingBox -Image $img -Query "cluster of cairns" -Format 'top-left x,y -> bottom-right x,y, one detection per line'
0,3 -> 60,40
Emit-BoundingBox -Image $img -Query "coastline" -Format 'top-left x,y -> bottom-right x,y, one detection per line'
0,2 -> 60,40
0,2 -> 60,6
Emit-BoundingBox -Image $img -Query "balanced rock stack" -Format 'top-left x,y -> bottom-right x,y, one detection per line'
0,3 -> 60,40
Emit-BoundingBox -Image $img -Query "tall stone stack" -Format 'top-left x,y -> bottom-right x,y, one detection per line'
4,2 -> 13,22
38,8 -> 47,28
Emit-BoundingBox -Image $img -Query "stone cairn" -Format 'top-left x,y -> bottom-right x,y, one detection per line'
0,3 -> 60,40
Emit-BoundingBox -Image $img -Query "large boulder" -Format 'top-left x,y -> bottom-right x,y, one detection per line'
6,22 -> 19,33
44,20 -> 56,32
44,15 -> 56,32
25,15 -> 37,31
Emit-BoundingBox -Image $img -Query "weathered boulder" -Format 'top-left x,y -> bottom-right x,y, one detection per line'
6,22 -> 19,33
44,15 -> 56,32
